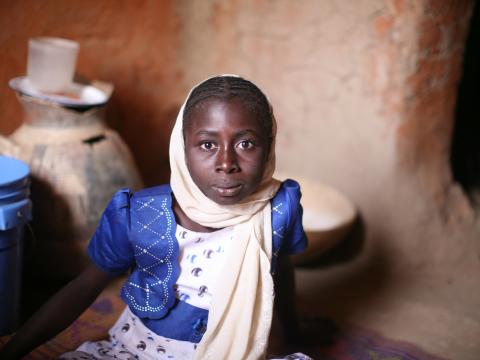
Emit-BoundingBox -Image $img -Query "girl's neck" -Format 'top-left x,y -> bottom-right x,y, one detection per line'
172,196 -> 219,233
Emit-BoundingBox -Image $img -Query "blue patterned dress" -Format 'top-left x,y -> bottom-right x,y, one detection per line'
60,180 -> 307,359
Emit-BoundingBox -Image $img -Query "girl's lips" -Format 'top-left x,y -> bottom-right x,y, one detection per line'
212,184 -> 242,197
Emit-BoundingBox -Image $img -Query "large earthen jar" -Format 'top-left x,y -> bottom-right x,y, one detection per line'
0,93 -> 143,280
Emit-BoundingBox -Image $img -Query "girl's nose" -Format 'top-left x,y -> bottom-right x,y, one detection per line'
216,147 -> 239,173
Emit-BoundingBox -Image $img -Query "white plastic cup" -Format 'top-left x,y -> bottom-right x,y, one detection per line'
27,37 -> 79,93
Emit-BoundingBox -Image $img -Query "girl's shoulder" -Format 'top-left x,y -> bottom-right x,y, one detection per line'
273,178 -> 302,204
271,178 -> 308,262
272,178 -> 304,230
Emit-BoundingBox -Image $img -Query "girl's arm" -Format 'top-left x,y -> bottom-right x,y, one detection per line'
0,261 -> 114,359
274,255 -> 336,347
274,254 -> 301,342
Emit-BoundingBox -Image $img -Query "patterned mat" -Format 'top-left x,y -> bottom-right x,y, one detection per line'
308,326 -> 445,360
1,292 -> 444,360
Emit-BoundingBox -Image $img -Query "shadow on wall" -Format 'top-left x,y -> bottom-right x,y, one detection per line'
105,90 -> 180,186
451,1 -> 480,201
298,227 -> 395,321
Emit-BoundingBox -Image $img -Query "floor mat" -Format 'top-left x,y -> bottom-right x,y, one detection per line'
1,294 -> 445,360
310,326 -> 446,360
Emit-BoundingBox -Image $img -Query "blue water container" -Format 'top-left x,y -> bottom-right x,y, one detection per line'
0,155 -> 32,336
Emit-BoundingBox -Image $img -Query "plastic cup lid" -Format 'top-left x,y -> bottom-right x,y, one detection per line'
0,156 -> 30,188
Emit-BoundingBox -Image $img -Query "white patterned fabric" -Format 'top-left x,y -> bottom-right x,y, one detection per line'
59,306 -> 312,360
60,307 -> 196,360
169,75 -> 280,360
175,224 -> 233,310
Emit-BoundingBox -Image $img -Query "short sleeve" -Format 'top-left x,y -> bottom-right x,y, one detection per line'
87,188 -> 135,275
279,180 -> 308,255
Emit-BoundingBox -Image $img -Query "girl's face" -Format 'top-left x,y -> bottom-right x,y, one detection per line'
184,99 -> 270,205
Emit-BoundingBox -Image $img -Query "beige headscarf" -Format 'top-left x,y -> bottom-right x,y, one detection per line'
169,75 -> 280,359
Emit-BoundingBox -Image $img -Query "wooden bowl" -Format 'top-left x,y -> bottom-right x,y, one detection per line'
274,173 -> 357,266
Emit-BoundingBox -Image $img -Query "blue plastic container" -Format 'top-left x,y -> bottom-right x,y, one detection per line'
0,155 -> 32,336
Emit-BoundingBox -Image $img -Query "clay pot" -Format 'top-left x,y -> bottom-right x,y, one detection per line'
0,93 -> 143,280
274,172 -> 357,266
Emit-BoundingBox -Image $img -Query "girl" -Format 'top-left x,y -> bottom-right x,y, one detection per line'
0,75 -> 311,359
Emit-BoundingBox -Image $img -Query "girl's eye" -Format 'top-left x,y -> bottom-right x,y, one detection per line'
200,141 -> 216,151
237,140 -> 255,150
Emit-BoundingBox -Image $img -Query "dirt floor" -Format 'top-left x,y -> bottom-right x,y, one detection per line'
296,264 -> 480,360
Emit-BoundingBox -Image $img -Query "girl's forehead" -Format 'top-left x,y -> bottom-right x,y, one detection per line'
187,98 -> 243,114
186,99 -> 259,127
183,97 -> 272,143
